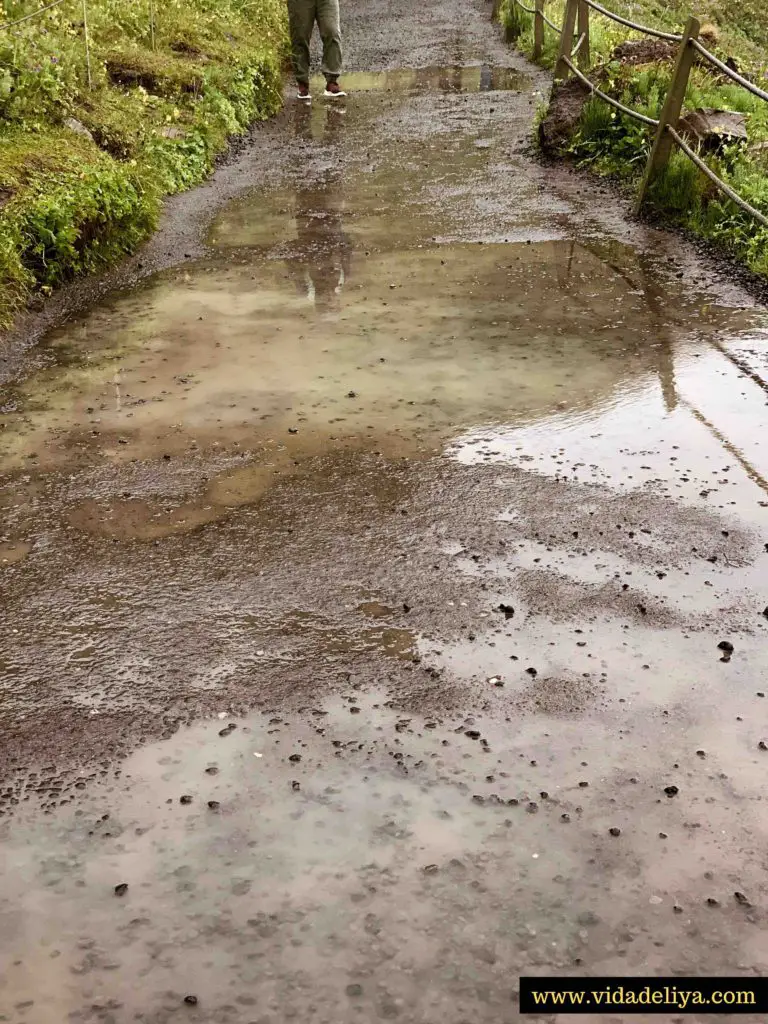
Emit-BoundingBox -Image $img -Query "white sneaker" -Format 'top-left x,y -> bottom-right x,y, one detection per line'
296,85 -> 311,101
323,82 -> 347,98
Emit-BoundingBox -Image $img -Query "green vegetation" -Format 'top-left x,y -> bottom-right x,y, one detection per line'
500,0 -> 768,277
0,0 -> 288,326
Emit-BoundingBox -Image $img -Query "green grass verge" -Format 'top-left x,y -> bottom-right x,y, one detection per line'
500,0 -> 768,277
0,0 -> 288,327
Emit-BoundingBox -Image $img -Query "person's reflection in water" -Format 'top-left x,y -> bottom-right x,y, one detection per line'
286,103 -> 351,318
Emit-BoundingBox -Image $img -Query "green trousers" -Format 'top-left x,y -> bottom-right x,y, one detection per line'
287,0 -> 343,85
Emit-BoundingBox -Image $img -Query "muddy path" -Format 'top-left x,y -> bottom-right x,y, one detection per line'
2,0 -> 768,1020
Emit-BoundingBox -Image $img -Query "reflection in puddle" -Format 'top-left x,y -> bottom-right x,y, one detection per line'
309,64 -> 530,94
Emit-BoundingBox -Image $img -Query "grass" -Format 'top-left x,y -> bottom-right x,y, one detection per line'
0,0 -> 288,327
499,0 -> 768,277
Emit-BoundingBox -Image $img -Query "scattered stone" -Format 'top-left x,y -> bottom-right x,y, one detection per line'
184,995 -> 199,1006
207,800 -> 220,810
717,640 -> 734,653
673,904 -> 683,914
160,125 -> 187,139
472,795 -> 485,805
609,827 -> 621,837
291,781 -> 300,791
218,723 -> 236,737
759,741 -> 767,751
526,801 -> 539,813
423,864 -> 439,874
578,781 -> 589,788
498,603 -> 515,619
678,108 -> 748,153
180,795 -> 193,805
205,766 -> 218,775
289,754 -> 302,763
695,750 -> 706,758
734,891 -> 752,907
561,813 -> 571,822
659,832 -> 668,839
114,883 -> 129,897
345,984 -> 364,998
706,897 -> 720,907
465,730 -> 481,740
664,785 -> 679,797
64,117 -> 95,142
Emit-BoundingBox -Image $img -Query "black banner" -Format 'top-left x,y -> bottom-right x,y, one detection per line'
519,977 -> 768,1014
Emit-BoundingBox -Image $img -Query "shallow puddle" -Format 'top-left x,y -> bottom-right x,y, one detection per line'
2,694 -> 767,1021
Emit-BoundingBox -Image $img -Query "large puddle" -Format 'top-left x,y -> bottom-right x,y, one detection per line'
2,57 -> 768,1022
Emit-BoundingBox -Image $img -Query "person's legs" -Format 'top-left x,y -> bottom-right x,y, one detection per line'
287,0 -> 316,88
316,0 -> 343,83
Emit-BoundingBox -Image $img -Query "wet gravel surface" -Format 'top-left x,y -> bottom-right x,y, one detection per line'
2,0 -> 768,1019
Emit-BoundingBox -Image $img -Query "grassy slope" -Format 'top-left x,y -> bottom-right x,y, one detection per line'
0,0 -> 288,326
501,0 -> 768,276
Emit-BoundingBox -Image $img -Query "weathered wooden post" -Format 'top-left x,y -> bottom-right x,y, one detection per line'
577,0 -> 590,68
534,0 -> 544,60
636,15 -> 700,213
554,0 -> 580,80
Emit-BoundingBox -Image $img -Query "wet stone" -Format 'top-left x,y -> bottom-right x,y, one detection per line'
180,795 -> 193,804
184,995 -> 199,1006
114,883 -> 129,897
664,786 -> 679,797
717,640 -> 734,653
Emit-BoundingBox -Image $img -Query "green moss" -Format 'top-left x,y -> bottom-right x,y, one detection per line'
0,0 -> 288,327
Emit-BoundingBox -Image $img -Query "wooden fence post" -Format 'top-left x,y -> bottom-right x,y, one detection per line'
554,0 -> 579,80
534,0 -> 544,60
577,0 -> 590,68
636,15 -> 700,213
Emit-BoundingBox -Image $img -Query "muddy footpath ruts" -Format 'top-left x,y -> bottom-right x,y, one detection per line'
2,0 -> 768,1020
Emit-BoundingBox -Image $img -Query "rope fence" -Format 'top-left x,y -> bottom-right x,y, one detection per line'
502,0 -> 768,230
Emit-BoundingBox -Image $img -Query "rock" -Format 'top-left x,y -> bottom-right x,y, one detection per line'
423,864 -> 439,874
678,109 -> 748,153
184,995 -> 199,1005
611,38 -> 677,65
695,750 -> 706,758
498,603 -> 515,619
609,827 -> 621,837
346,984 -> 364,998
706,897 -> 720,907
538,78 -> 590,156
560,812 -> 571,822
465,730 -> 481,740
717,640 -> 734,652
207,800 -> 220,810
289,754 -> 302,762
734,891 -> 752,906
160,126 -> 187,139
759,741 -> 767,751
763,605 -> 768,619
664,785 -> 679,797
64,117 -> 95,142
114,883 -> 129,896
180,795 -> 193,804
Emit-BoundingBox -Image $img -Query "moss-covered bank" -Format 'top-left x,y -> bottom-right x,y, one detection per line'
0,0 -> 288,327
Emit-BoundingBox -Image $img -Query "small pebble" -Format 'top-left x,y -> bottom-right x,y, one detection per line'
717,640 -> 734,653
114,883 -> 128,897
184,995 -> 199,1006
207,800 -> 220,811
180,795 -> 193,805
609,827 -> 621,837
664,785 -> 679,797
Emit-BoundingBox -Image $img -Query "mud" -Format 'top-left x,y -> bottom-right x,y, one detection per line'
2,0 -> 768,1019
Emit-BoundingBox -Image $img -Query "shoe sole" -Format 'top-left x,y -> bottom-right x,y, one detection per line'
296,94 -> 312,102
323,91 -> 347,99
